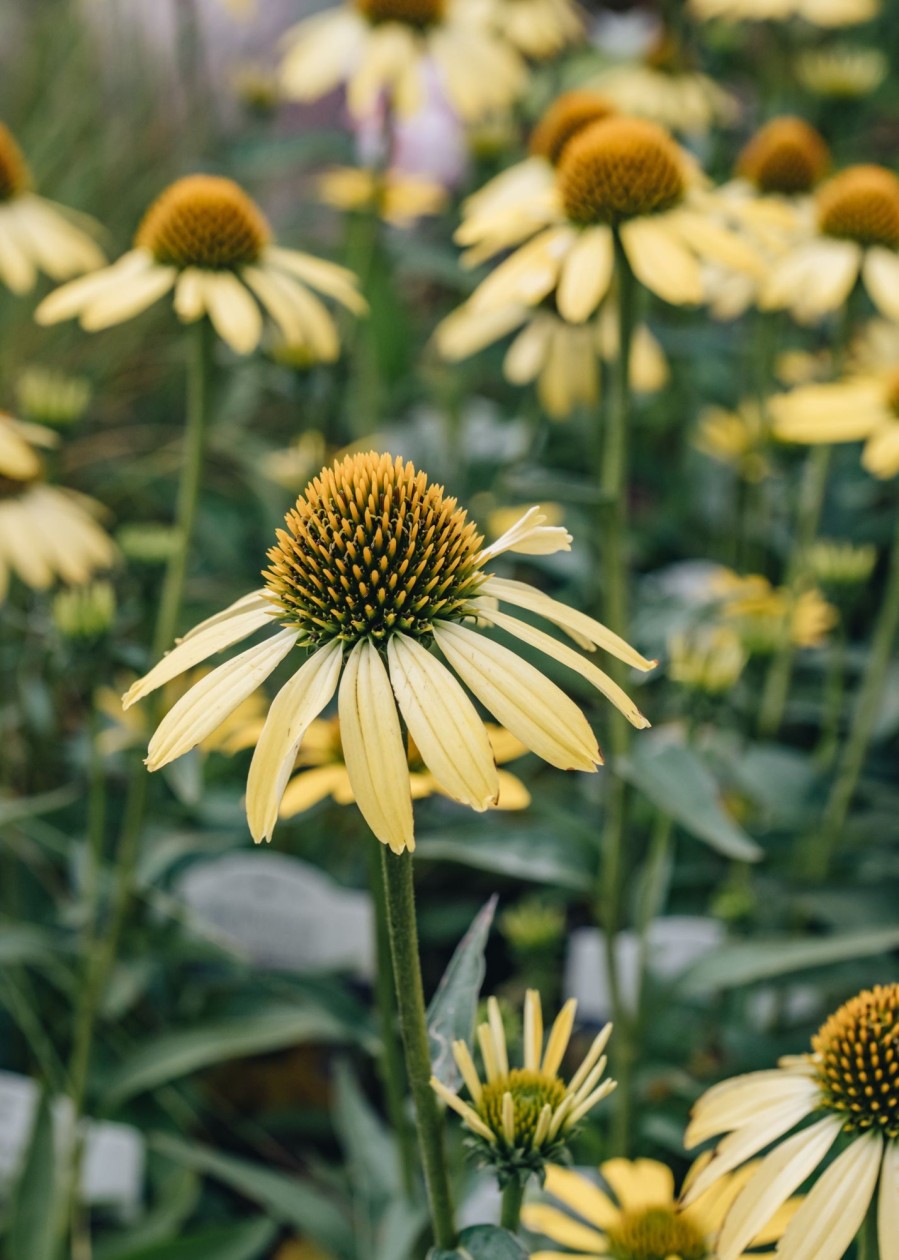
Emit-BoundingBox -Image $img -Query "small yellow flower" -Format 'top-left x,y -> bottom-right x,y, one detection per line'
710,569 -> 837,651
481,0 -> 583,59
36,175 -> 365,357
430,991 -> 615,1181
693,402 -> 771,482
279,716 -> 530,818
317,166 -> 446,226
0,122 -> 104,294
684,985 -> 899,1260
522,1156 -> 797,1259
122,452 -> 655,854
279,0 -> 526,123
669,625 -> 748,695
688,0 -> 879,25
0,413 -> 117,603
795,44 -> 887,97
772,370 -> 899,479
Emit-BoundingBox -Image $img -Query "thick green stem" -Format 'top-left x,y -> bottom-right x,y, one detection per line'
808,509 -> 899,880
856,1202 -> 879,1260
379,847 -> 456,1250
599,232 -> 637,1157
757,444 -> 831,737
500,1177 -> 525,1234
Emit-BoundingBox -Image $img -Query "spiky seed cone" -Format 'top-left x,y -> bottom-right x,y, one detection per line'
529,91 -> 616,166
135,175 -> 271,269
557,117 -> 686,226
737,116 -> 830,194
817,165 -> 899,248
813,984 -> 899,1139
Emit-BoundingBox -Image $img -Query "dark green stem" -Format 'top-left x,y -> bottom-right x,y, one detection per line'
856,1202 -> 879,1260
500,1177 -> 525,1234
379,847 -> 456,1250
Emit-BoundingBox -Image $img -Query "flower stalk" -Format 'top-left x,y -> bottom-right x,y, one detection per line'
500,1177 -> 525,1234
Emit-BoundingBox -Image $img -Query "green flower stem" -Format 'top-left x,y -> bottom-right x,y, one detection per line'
757,443 -> 831,737
368,844 -> 417,1198
379,846 -> 456,1250
807,508 -> 899,881
857,1202 -> 879,1260
599,230 -> 637,1157
813,620 -> 847,770
500,1177 -> 525,1234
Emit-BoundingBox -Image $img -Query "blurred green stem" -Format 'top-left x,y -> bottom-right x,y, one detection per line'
379,847 -> 456,1249
807,509 -> 899,880
344,206 -> 383,441
857,1203 -> 879,1260
599,231 -> 636,1156
813,621 -> 846,770
500,1178 -> 524,1234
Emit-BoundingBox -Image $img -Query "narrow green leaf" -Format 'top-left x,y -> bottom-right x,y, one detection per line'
106,1217 -> 276,1260
333,1060 -> 399,1204
0,923 -> 58,966
7,1091 -> 60,1260
427,896 -> 496,1089
619,741 -> 763,863
416,828 -> 591,888
0,786 -> 79,827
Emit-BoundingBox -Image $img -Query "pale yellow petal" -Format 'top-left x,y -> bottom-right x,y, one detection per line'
601,1158 -> 675,1212
863,247 -> 899,321
776,1134 -> 882,1260
879,1140 -> 899,1260
174,268 -> 207,322
80,264 -> 176,330
620,216 -> 703,306
542,1163 -> 619,1230
199,270 -> 263,354
480,505 -> 572,560
279,765 -> 350,817
685,1069 -> 820,1148
265,246 -> 367,315
519,1205 -> 607,1253
35,251 -> 153,324
556,227 -> 614,323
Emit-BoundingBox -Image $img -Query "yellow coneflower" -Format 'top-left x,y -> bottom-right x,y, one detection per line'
669,625 -> 748,695
36,175 -> 365,357
589,64 -> 738,137
0,122 -> 103,293
279,716 -> 530,818
278,0 -> 525,123
481,0 -> 583,59
771,371 -> 899,479
122,452 -> 655,853
317,166 -> 446,227
712,569 -> 837,652
684,985 -> 899,1260
762,165 -> 899,323
688,0 -> 879,25
523,1156 -> 797,1259
455,90 -> 616,267
693,402 -> 771,483
462,117 -> 761,321
430,991 -> 615,1180
0,413 -> 117,603
795,45 -> 887,98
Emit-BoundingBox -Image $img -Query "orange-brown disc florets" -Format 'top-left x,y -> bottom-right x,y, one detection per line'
557,117 -> 686,226
737,116 -> 830,195
813,984 -> 899,1139
606,1208 -> 708,1260
264,452 -> 486,647
817,165 -> 899,249
355,0 -> 445,26
135,175 -> 271,269
0,123 -> 31,202
529,91 -> 616,166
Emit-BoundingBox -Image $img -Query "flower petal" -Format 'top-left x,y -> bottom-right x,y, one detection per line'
199,270 -> 263,354
541,1163 -> 619,1231
480,505 -> 572,559
620,215 -> 703,306
556,226 -> 614,323
520,1204 -> 607,1253
685,1069 -> 820,1148
863,246 -> 899,321
35,251 -> 153,323
602,1158 -> 675,1213
879,1139 -> 899,1260
279,765 -> 351,817
776,1133 -> 883,1260
80,264 -> 176,330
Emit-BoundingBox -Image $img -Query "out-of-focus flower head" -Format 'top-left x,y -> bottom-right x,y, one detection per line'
808,539 -> 877,594
500,897 -> 565,956
52,581 -> 116,641
0,121 -> 104,294
688,0 -> 880,26
796,44 -> 887,97
317,166 -> 446,226
481,0 -> 583,60
669,624 -> 748,694
37,175 -> 366,358
711,569 -> 837,652
693,401 -> 771,482
16,367 -> 92,429
116,523 -> 179,566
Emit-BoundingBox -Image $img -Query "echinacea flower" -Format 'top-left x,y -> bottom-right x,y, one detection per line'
317,166 -> 446,226
0,413 -> 117,603
669,625 -> 748,695
0,121 -> 104,294
430,991 -> 615,1182
36,175 -> 365,357
482,0 -> 583,60
278,716 -> 530,819
688,0 -> 879,26
683,984 -> 899,1260
522,1156 -> 797,1259
122,452 -> 655,853
762,164 -> 899,323
463,117 -> 761,320
589,60 -> 738,137
712,570 -> 837,652
693,402 -> 771,483
278,0 -> 526,123
771,371 -> 899,479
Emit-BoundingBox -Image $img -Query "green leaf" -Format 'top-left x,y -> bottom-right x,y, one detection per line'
427,896 -> 496,1089
428,1225 -> 529,1260
103,1002 -> 359,1104
94,1165 -> 200,1260
682,925 -> 899,994
0,922 -> 58,966
619,741 -> 763,863
106,1217 -> 276,1260
333,1059 -> 399,1205
0,786 -> 79,826
149,1133 -> 354,1259
416,827 -> 591,888
7,1091 -> 61,1260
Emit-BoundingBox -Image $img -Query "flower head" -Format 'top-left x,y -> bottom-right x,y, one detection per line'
36,175 -> 365,357
529,92 -> 616,167
588,63 -> 739,137
431,992 -> 615,1183
737,117 -> 830,196
684,984 -> 898,1260
123,452 -> 655,853
558,118 -> 686,226
795,45 -> 887,97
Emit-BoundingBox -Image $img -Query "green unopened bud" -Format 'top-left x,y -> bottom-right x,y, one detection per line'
116,523 -> 179,565
500,897 -> 565,957
669,625 -> 747,694
808,540 -> 877,591
53,581 -> 115,640
16,367 -> 91,427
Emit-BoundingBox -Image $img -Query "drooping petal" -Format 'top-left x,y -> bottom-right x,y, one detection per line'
685,1069 -> 820,1148
519,1205 -> 607,1253
775,1133 -> 883,1260
541,1163 -> 619,1231
386,634 -> 499,810
35,251 -> 153,323
556,226 -> 615,323
199,270 -> 263,354
265,246 -> 368,315
480,505 -> 572,560
620,215 -> 703,306
879,1140 -> 899,1260
279,765 -> 352,817
245,641 -> 343,842
79,264 -> 176,330
338,639 -> 413,853
602,1158 -> 676,1213
862,246 -> 899,321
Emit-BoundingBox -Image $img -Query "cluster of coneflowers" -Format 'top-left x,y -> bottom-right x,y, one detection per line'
2,0 -> 898,1255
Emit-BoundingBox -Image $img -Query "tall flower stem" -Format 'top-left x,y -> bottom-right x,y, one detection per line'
61,319 -> 214,1255
856,1202 -> 879,1260
598,231 -> 637,1156
379,847 -> 456,1250
806,507 -> 899,880
500,1178 -> 525,1234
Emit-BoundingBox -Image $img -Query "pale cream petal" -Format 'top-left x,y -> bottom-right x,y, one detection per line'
602,1158 -> 675,1212
879,1140 -> 899,1260
438,302 -> 528,362
348,24 -> 421,118
279,765 -> 350,817
863,247 -> 899,321
480,505 -> 572,559
556,227 -> 615,323
481,604 -> 650,729
502,315 -> 553,383
433,620 -> 601,771
686,1070 -> 821,1148
147,628 -> 297,769
199,270 -> 263,354
387,634 -> 499,810
249,265 -> 340,360
265,246 -> 367,315
279,9 -> 365,101
35,251 -> 153,324
776,1134 -> 883,1260
469,227 -> 574,312
242,264 -> 312,349
620,216 -> 703,306
674,209 -> 763,277
9,196 -> 104,278
0,213 -> 37,292
338,639 -> 413,853
174,268 -> 208,322
715,1116 -> 843,1260
542,998 -> 576,1076
430,1076 -> 495,1142
519,1204 -> 607,1253
0,497 -> 54,586
245,641 -> 343,842
481,575 -> 657,670
542,1163 -> 619,1230
80,264 -> 177,330
763,239 -> 860,321
122,591 -> 277,708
